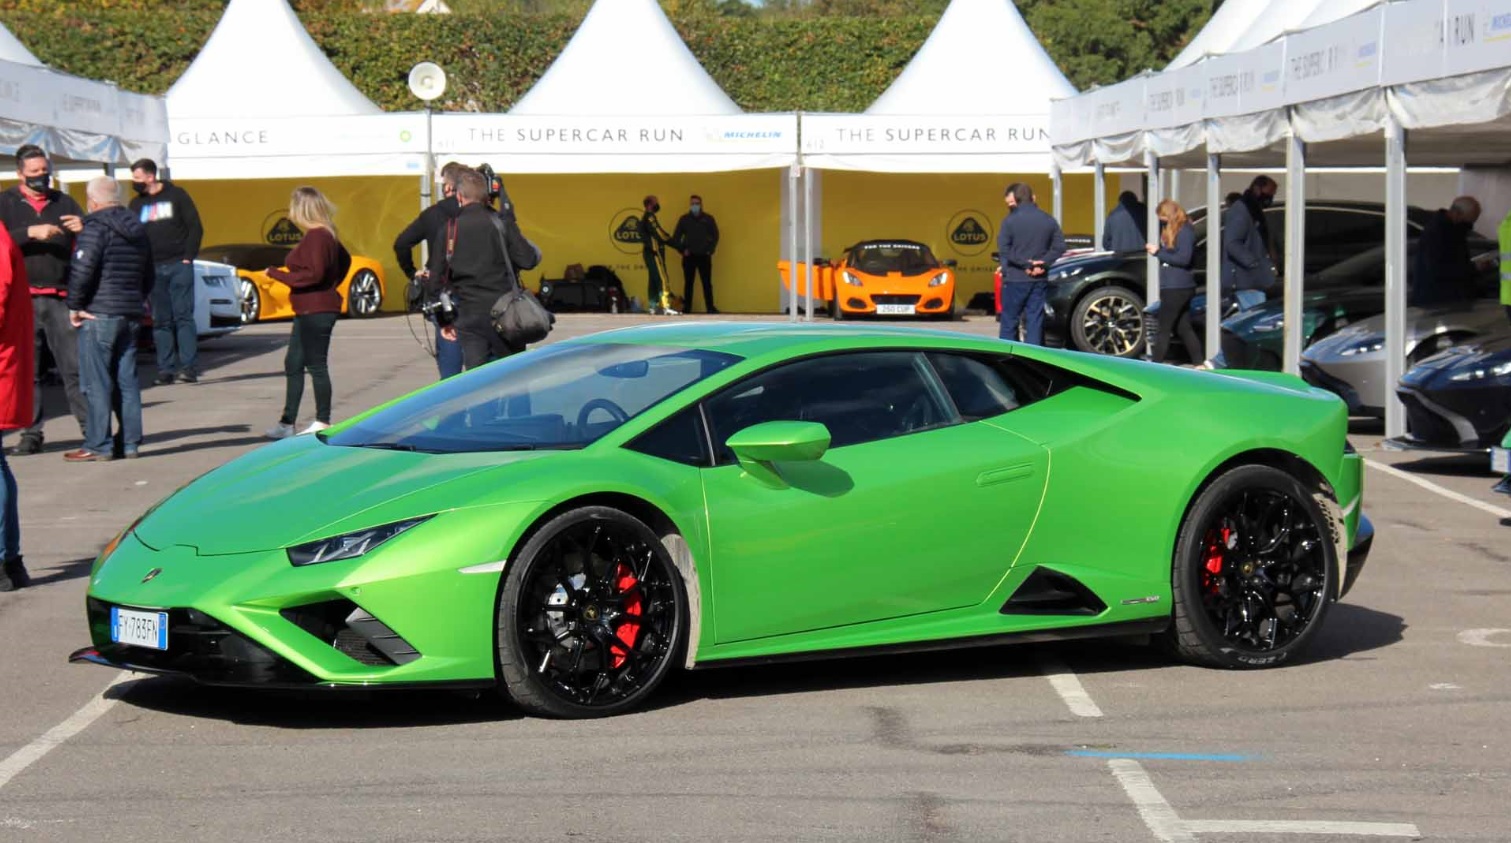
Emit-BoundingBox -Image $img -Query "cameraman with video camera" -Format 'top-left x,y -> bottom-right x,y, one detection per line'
394,161 -> 465,379
436,169 -> 541,370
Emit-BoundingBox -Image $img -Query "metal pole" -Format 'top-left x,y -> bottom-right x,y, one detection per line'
803,166 -> 814,322
422,106 -> 434,213
1145,149 -> 1161,306
1282,129 -> 1306,375
1050,162 -> 1064,225
1384,115 -> 1408,439
1093,161 -> 1107,248
787,164 -> 799,322
1205,153 -> 1222,360
1169,168 -> 1182,208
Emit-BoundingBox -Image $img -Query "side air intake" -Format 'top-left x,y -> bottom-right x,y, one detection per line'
1000,568 -> 1107,616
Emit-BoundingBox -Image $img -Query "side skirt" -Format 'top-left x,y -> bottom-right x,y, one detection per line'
690,618 -> 1169,671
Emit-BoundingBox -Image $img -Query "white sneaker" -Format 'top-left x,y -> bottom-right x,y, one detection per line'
265,422 -> 295,440
299,421 -> 330,435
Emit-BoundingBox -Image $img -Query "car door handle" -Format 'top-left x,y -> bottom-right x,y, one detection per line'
976,464 -> 1035,487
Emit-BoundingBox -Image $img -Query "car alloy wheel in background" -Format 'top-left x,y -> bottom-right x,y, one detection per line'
347,270 -> 383,318
239,279 -> 261,325
1072,286 -> 1146,358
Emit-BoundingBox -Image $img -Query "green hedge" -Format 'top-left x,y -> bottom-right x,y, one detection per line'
0,2 -> 1207,112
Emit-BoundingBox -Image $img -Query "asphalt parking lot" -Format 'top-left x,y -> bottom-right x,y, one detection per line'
2,313 -> 1508,842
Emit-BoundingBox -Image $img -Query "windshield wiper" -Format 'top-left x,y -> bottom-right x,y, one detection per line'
356,442 -> 422,452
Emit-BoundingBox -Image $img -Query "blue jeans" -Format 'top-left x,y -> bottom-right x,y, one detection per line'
77,315 -> 143,456
0,441 -> 18,561
436,323 -> 462,380
1235,289 -> 1268,311
999,281 -> 1048,345
151,260 -> 197,375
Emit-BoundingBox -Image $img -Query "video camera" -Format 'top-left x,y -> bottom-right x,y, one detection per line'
475,162 -> 515,219
418,287 -> 457,327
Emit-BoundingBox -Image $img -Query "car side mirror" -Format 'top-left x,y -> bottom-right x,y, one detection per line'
942,259 -> 957,268
726,421 -> 830,486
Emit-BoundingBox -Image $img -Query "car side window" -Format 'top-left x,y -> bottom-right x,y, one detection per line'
704,352 -> 956,464
626,406 -> 710,467
926,353 -> 1021,420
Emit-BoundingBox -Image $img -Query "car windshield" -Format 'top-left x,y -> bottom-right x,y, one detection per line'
325,343 -> 740,453
850,242 -> 939,275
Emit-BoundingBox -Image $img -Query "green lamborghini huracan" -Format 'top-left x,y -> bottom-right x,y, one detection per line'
73,322 -> 1373,718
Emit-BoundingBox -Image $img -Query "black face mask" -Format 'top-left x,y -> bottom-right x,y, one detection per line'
650,203 -> 661,214
131,181 -> 150,196
23,175 -> 50,193
1259,193 -> 1275,208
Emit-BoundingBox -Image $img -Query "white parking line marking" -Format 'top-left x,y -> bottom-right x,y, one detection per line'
1039,656 -> 1103,718
0,673 -> 131,792
1182,820 -> 1421,836
1109,759 -> 1196,842
1457,628 -> 1511,648
1365,459 -> 1511,519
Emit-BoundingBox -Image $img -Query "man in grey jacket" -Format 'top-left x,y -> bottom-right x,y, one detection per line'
1221,176 -> 1278,310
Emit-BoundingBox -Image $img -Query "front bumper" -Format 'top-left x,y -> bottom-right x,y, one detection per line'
836,289 -> 954,317
1302,354 -> 1386,416
1394,386 -> 1488,450
1301,360 -> 1366,415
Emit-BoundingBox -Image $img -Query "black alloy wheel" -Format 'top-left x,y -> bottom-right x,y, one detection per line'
1167,465 -> 1336,669
346,269 -> 383,318
497,506 -> 686,718
239,279 -> 261,325
1072,285 -> 1146,358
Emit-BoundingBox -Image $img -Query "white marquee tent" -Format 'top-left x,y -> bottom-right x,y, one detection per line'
165,0 -> 423,179
430,0 -> 795,174
0,21 -> 168,166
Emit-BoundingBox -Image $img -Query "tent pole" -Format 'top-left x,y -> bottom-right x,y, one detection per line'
1384,115 -> 1408,440
1093,162 -> 1107,247
1144,150 -> 1161,307
788,164 -> 799,323
1282,128 -> 1306,376
422,105 -> 434,213
1050,163 -> 1064,225
803,166 -> 814,322
1169,168 -> 1181,208
1206,153 -> 1222,361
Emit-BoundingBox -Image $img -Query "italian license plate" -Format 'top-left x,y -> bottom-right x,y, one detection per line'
875,303 -> 916,315
1493,447 -> 1509,474
110,606 -> 168,650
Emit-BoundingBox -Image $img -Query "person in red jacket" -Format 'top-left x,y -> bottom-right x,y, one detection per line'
263,187 -> 351,439
0,226 -> 36,589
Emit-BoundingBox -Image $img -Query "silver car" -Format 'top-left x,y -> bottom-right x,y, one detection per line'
1300,298 -> 1510,415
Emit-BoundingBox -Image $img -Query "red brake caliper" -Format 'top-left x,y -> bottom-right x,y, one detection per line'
1202,526 -> 1231,595
611,563 -> 642,669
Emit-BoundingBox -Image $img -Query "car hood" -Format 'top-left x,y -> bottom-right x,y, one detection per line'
133,436 -> 552,556
1304,299 -> 1507,362
1046,251 -> 1127,278
1403,332 -> 1511,389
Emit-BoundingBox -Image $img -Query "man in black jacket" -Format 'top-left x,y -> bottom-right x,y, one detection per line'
438,170 -> 541,370
1102,191 -> 1147,253
671,194 -> 720,314
65,178 -> 154,462
996,183 -> 1066,345
1410,196 -> 1482,308
0,144 -> 87,455
394,161 -> 465,379
129,158 -> 203,384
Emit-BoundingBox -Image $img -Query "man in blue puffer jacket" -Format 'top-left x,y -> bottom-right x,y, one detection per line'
65,177 -> 154,462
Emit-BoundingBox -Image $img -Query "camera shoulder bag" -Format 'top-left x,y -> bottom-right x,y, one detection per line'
487,214 -> 553,347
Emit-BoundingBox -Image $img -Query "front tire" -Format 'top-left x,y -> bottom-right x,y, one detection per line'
1071,285 -> 1145,357
346,269 -> 383,318
239,279 -> 261,325
497,506 -> 687,718
1167,465 -> 1336,669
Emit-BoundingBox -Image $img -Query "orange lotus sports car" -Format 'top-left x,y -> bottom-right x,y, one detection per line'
198,243 -> 387,324
781,240 -> 958,320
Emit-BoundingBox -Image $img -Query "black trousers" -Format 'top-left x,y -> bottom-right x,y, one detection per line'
281,312 -> 338,426
457,312 -> 523,371
681,254 -> 716,312
24,296 -> 86,441
1153,287 -> 1202,364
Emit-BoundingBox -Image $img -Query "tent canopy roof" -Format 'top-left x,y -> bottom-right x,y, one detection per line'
510,0 -> 740,116
0,22 -> 40,66
167,0 -> 379,120
867,0 -> 1073,114
1167,0 -> 1270,69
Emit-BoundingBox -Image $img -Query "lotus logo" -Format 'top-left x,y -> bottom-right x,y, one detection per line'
946,211 -> 992,256
262,212 -> 304,247
609,209 -> 644,255
141,567 -> 162,584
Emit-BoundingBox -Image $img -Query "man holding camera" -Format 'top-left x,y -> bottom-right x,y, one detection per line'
394,161 -> 465,379
436,169 -> 541,370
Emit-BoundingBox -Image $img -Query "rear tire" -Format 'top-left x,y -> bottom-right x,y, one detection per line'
497,506 -> 687,718
1166,465 -> 1336,669
830,289 -> 844,321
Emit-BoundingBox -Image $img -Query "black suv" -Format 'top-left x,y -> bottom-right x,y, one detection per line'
1036,201 -> 1434,357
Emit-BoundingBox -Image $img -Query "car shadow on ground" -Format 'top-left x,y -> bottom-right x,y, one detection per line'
27,557 -> 95,588
141,435 -> 271,459
116,676 -> 518,728
1389,454 -> 1497,478
145,424 -> 252,446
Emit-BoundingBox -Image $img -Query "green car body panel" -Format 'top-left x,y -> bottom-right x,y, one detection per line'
77,322 -> 1368,688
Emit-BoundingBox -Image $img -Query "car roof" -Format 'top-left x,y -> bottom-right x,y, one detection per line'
569,320 -> 993,358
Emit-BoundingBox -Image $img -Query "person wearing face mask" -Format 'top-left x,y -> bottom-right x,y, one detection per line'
0,144 -> 87,456
670,194 -> 719,314
1410,196 -> 1482,309
393,161 -> 466,379
1221,175 -> 1279,311
128,158 -> 203,385
638,195 -> 676,314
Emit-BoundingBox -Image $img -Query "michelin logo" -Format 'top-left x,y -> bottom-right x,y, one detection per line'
704,129 -> 785,143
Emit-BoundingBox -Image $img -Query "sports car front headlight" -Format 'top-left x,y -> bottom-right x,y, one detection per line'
287,516 -> 432,567
1448,359 -> 1511,382
928,272 -> 950,287
1338,334 -> 1384,356
841,271 -> 863,287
